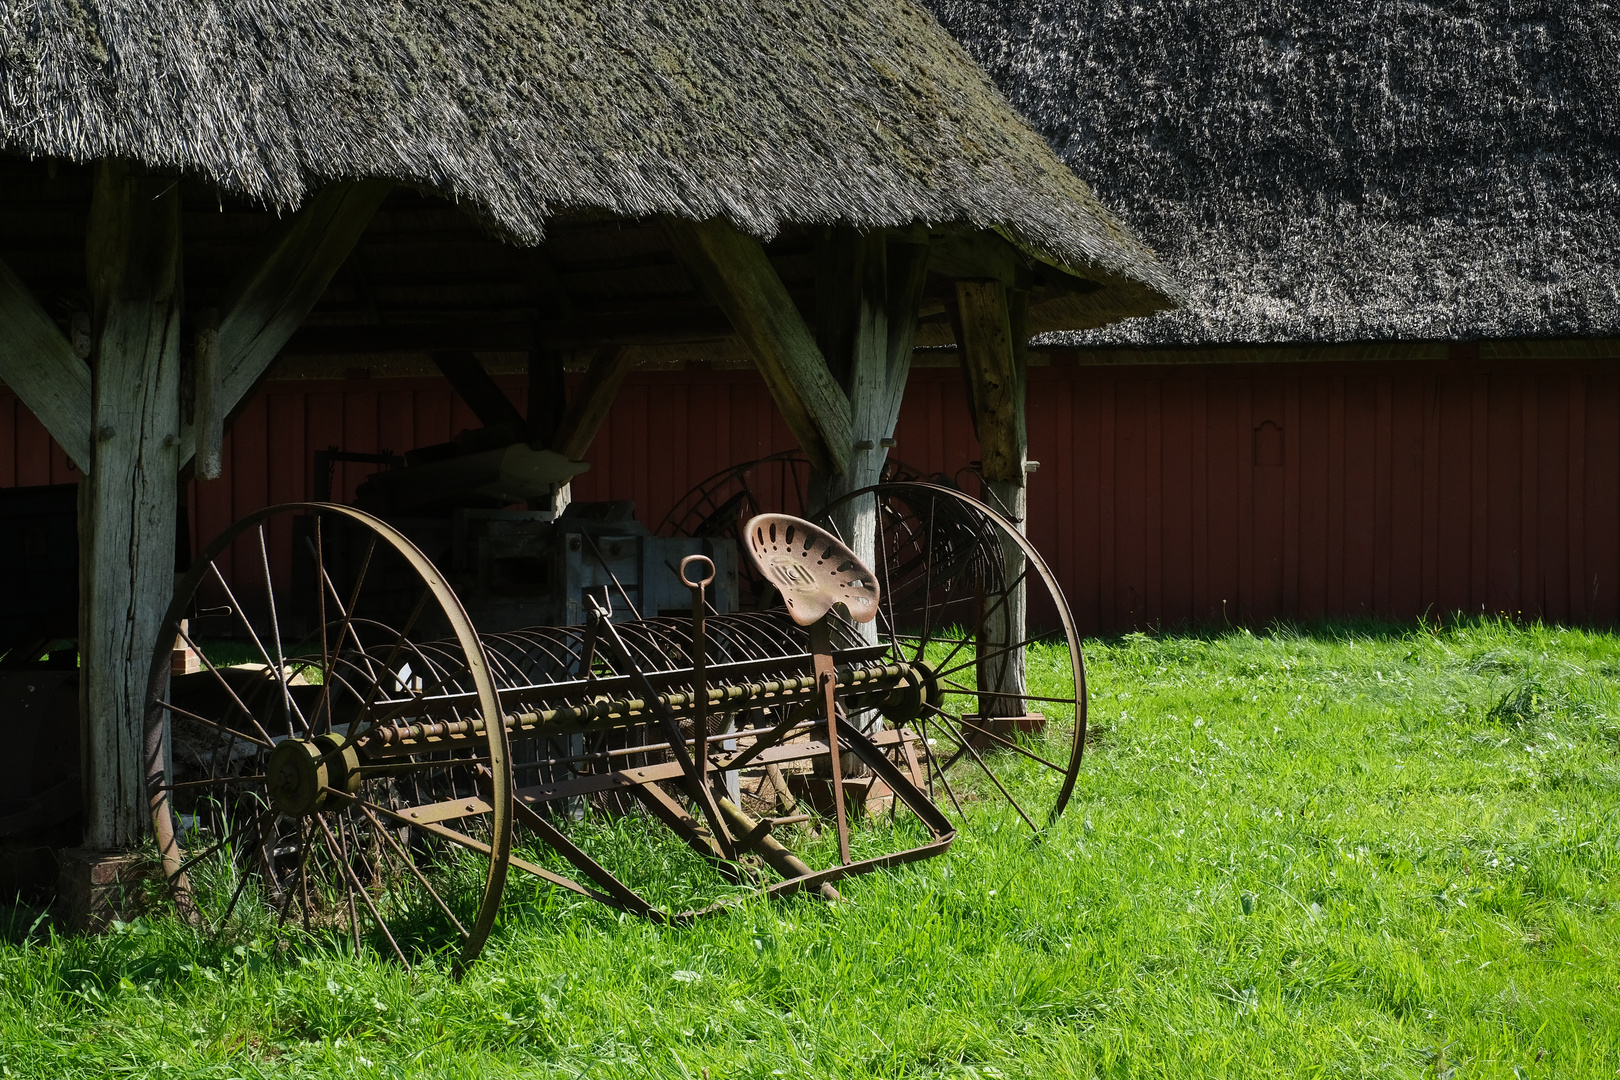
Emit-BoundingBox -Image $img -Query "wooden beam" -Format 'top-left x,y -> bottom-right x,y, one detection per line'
193,308 -> 223,480
880,241 -> 931,434
953,279 -> 1025,483
551,345 -> 635,460
814,227 -> 865,388
527,349 -> 570,446
953,281 -> 1031,719
928,231 -> 1022,287
666,218 -> 851,475
81,160 -> 185,849
812,236 -> 930,622
278,306 -> 736,355
431,351 -> 526,432
0,256 -> 92,471
179,179 -> 392,466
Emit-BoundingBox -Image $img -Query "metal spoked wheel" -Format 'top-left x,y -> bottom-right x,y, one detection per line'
658,451 -> 928,609
144,503 -> 510,972
814,483 -> 1088,830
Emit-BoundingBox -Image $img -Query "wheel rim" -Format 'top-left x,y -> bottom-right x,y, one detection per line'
813,483 -> 1088,830
144,503 -> 509,972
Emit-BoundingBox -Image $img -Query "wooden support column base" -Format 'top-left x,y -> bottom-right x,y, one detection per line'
52,848 -> 150,932
962,713 -> 1047,750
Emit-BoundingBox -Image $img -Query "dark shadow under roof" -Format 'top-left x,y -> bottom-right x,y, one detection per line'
925,0 -> 1620,346
0,0 -> 1181,324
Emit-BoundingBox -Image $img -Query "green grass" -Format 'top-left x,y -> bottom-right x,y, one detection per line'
4,618 -> 1617,1078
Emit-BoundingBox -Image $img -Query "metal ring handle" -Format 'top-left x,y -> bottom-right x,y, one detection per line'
679,553 -> 717,589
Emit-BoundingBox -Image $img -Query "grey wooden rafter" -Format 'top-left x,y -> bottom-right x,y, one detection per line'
0,180 -> 390,475
0,258 -> 94,471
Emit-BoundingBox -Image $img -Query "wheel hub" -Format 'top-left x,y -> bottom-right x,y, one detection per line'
266,735 -> 358,817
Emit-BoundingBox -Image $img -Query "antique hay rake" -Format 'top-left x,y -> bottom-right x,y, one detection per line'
145,483 -> 1087,970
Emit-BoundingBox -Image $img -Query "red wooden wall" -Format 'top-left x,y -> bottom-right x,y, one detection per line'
3,356 -> 1616,635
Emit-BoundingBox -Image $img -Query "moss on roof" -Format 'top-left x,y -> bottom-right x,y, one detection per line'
0,0 -> 1179,316
926,0 -> 1620,345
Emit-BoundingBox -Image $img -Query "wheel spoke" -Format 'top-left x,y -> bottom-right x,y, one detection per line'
214,812 -> 272,928
320,822 -> 364,956
276,819 -> 313,930
937,680 -> 1080,709
314,515 -> 331,731
924,707 -> 1038,832
173,623 -> 280,747
167,805 -> 276,887
932,566 -> 1030,674
320,814 -> 412,970
309,532 -> 378,731
153,698 -> 273,750
156,774 -> 268,794
257,525 -> 300,737
205,560 -> 309,735
355,801 -> 470,939
926,702 -> 1065,772
933,626 -> 1050,682
914,708 -> 964,817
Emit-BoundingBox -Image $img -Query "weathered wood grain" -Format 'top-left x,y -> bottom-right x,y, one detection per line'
81,160 -> 185,849
179,179 -> 392,467
954,279 -> 1025,482
666,218 -> 851,475
193,308 -> 223,480
552,345 -> 635,460
0,256 -> 92,471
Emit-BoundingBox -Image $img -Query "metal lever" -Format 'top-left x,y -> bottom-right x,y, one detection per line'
680,554 -> 717,794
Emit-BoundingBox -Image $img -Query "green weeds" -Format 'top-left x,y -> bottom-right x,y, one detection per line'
2,617 -> 1615,1078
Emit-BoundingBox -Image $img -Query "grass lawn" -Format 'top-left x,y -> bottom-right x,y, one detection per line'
2,619 -> 1616,1078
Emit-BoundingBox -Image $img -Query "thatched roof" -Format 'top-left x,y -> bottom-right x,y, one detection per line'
924,0 -> 1620,345
0,0 -> 1179,319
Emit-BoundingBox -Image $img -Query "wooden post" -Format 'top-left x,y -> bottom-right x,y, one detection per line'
193,308 -> 223,480
810,235 -> 929,598
527,349 -> 570,445
954,280 -> 1030,719
80,160 -> 184,849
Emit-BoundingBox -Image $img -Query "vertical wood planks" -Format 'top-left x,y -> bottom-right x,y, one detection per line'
3,354 -> 1618,635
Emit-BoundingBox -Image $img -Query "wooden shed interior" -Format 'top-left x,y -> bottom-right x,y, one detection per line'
0,154 -> 1170,914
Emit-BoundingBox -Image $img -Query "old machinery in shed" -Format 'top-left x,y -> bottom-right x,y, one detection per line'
145,483 -> 1087,971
